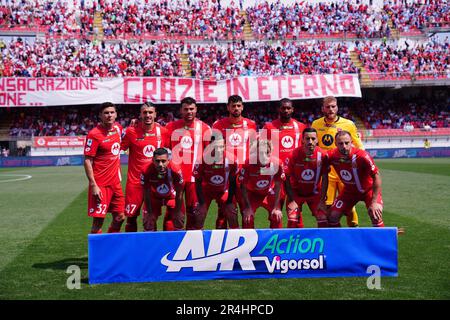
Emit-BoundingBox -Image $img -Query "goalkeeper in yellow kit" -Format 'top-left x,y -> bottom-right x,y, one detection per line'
312,96 -> 363,227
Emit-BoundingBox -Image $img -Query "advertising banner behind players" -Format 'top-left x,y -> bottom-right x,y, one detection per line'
1,75 -> 361,107
89,228 -> 398,284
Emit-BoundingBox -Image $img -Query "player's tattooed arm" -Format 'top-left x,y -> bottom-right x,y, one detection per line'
143,188 -> 153,216
317,171 -> 329,213
195,178 -> 207,218
195,177 -> 205,205
284,179 -> 299,214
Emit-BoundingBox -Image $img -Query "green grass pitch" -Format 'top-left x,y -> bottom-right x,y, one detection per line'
0,158 -> 449,299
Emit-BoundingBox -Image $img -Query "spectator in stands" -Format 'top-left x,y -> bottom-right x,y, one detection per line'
1,147 -> 9,157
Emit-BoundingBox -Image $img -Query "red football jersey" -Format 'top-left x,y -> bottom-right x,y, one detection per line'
121,124 -> 169,185
141,161 -> 184,199
285,146 -> 328,197
193,159 -> 238,193
166,119 -> 211,183
84,123 -> 123,187
238,157 -> 285,195
212,117 -> 257,165
327,147 -> 379,194
263,119 -> 307,166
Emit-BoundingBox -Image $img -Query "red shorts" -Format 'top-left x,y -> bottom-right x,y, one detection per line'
203,190 -> 230,209
88,183 -> 125,218
124,183 -> 145,217
291,193 -> 322,217
144,196 -> 186,217
236,188 -> 280,214
331,190 -> 383,216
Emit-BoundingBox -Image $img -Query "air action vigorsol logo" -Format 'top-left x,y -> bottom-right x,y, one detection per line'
160,230 -> 326,274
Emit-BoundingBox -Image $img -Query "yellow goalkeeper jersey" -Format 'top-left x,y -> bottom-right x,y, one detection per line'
312,116 -> 364,179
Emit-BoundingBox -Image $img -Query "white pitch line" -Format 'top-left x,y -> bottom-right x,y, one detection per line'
0,174 -> 33,183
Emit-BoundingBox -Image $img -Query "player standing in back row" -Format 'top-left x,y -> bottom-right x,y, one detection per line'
263,98 -> 307,213
166,97 -> 212,230
312,96 -> 363,227
212,95 -> 257,228
83,102 -> 125,234
121,102 -> 169,232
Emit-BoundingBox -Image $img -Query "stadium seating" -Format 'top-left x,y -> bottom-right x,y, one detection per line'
0,38 -> 184,77
188,40 -> 358,80
383,0 -> 450,33
355,38 -> 450,80
246,0 -> 391,40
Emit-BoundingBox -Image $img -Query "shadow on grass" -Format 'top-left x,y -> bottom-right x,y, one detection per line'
32,257 -> 88,271
32,257 -> 92,285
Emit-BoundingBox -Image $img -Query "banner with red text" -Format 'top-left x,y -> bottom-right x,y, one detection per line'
33,136 -> 86,148
1,75 -> 361,107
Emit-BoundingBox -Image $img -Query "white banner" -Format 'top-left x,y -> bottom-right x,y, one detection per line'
0,75 -> 361,107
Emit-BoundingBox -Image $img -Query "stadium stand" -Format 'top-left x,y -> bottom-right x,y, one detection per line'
355,37 -> 450,81
0,0 -> 80,35
246,0 -> 392,40
99,0 -> 245,40
383,0 -> 450,35
187,40 -> 358,80
7,94 -> 450,138
0,37 -> 184,77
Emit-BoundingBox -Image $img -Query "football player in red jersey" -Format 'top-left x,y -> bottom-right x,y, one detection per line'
121,102 -> 169,232
212,95 -> 257,228
321,131 -> 384,227
237,139 -> 285,229
263,98 -> 307,169
284,128 -> 329,228
166,97 -> 212,230
84,102 -> 125,234
194,136 -> 239,229
262,98 -> 307,211
141,148 -> 185,231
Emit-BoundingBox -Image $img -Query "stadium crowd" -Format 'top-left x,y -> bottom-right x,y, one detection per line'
354,98 -> 450,130
188,40 -> 358,80
0,0 -> 80,34
355,38 -> 450,79
246,0 -> 391,39
100,0 -> 245,39
2,0 -> 448,40
0,37 -> 184,77
383,0 -> 450,33
8,96 -> 445,137
8,95 -> 449,137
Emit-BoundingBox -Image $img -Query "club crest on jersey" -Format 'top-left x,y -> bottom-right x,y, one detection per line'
339,170 -> 353,181
281,136 -> 294,148
111,142 -> 120,155
229,133 -> 242,146
256,180 -> 270,189
181,136 -> 193,149
322,134 -> 334,147
210,175 -> 224,185
301,169 -> 315,181
157,184 -> 170,194
143,145 -> 155,158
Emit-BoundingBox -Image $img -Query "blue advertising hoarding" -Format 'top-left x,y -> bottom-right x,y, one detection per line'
88,228 -> 398,284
